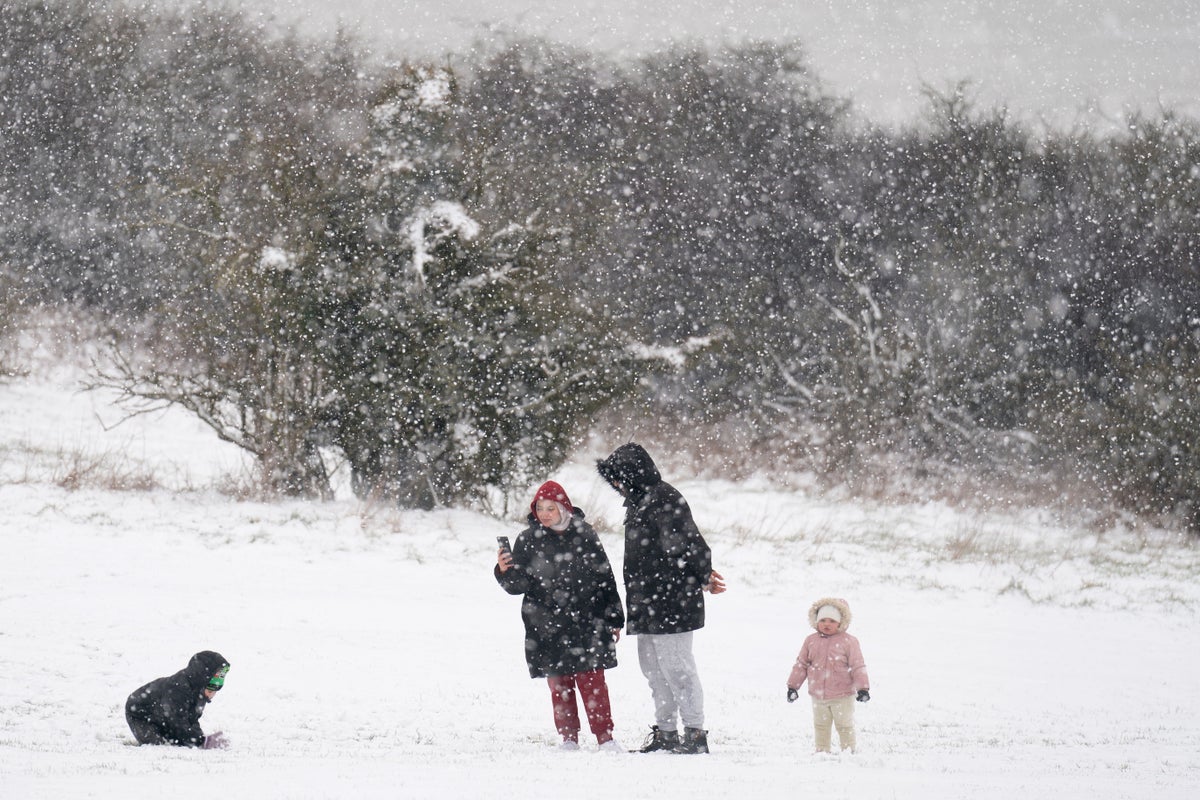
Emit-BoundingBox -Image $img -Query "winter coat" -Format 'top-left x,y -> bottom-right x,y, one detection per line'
125,651 -> 229,746
596,442 -> 712,635
787,598 -> 869,701
495,509 -> 625,679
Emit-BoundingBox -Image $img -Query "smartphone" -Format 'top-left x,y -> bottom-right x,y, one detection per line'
496,536 -> 512,555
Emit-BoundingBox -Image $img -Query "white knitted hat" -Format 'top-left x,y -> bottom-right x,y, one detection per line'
816,604 -> 842,623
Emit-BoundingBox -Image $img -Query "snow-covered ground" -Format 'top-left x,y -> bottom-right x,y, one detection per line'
2,341 -> 1199,798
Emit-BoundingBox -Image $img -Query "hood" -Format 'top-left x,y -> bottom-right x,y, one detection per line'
596,443 -> 662,499
183,650 -> 230,691
807,597 -> 852,633
530,480 -> 574,515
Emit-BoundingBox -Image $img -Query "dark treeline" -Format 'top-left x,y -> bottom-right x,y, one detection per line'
3,1 -> 1199,530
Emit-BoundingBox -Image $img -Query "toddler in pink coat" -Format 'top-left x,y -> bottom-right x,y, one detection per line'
786,597 -> 870,753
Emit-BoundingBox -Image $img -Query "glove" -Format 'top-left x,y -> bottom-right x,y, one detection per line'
786,688 -> 799,703
856,689 -> 870,703
202,731 -> 229,750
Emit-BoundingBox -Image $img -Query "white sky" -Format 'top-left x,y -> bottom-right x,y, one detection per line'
214,0 -> 1200,130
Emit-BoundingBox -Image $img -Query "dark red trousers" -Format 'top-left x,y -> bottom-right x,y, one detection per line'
547,669 -> 614,744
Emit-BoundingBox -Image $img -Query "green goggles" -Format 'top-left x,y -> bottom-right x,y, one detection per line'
207,665 -> 230,691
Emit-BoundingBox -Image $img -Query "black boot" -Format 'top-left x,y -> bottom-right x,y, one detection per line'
672,727 -> 709,754
634,725 -> 679,753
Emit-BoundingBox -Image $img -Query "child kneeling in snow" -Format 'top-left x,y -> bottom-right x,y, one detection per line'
125,650 -> 231,749
786,598 -> 870,753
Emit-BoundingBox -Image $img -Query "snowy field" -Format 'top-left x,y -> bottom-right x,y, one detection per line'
2,343 -> 1199,799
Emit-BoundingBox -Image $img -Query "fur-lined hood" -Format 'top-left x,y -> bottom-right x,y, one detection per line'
808,597 -> 852,632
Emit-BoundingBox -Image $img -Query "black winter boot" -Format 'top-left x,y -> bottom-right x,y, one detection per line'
634,725 -> 680,753
672,727 -> 709,754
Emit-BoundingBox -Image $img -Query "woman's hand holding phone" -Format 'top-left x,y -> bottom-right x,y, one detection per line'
496,536 -> 513,572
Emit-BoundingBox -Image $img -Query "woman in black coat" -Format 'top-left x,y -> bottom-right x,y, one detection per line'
125,650 -> 230,748
495,480 -> 625,751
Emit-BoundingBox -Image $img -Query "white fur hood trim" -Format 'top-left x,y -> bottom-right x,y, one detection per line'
807,597 -> 852,632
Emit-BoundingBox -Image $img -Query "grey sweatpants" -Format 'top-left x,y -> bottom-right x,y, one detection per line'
637,631 -> 705,731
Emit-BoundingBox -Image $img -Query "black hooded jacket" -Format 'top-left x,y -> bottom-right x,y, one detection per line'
495,509 -> 625,678
125,651 -> 228,746
597,443 -> 712,635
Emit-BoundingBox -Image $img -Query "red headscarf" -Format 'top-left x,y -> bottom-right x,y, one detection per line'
531,480 -> 574,530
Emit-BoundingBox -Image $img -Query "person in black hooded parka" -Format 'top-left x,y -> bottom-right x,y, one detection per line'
597,442 -> 725,755
125,650 -> 230,748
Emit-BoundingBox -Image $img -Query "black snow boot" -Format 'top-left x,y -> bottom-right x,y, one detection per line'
672,727 -> 709,754
634,725 -> 680,753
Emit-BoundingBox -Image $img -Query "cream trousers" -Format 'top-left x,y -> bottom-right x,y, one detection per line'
811,695 -> 856,752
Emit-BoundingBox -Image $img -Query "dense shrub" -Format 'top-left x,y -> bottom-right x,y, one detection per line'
4,2 -> 1200,528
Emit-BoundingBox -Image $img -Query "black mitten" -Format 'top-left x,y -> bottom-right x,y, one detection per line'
786,688 -> 799,703
856,689 -> 870,703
